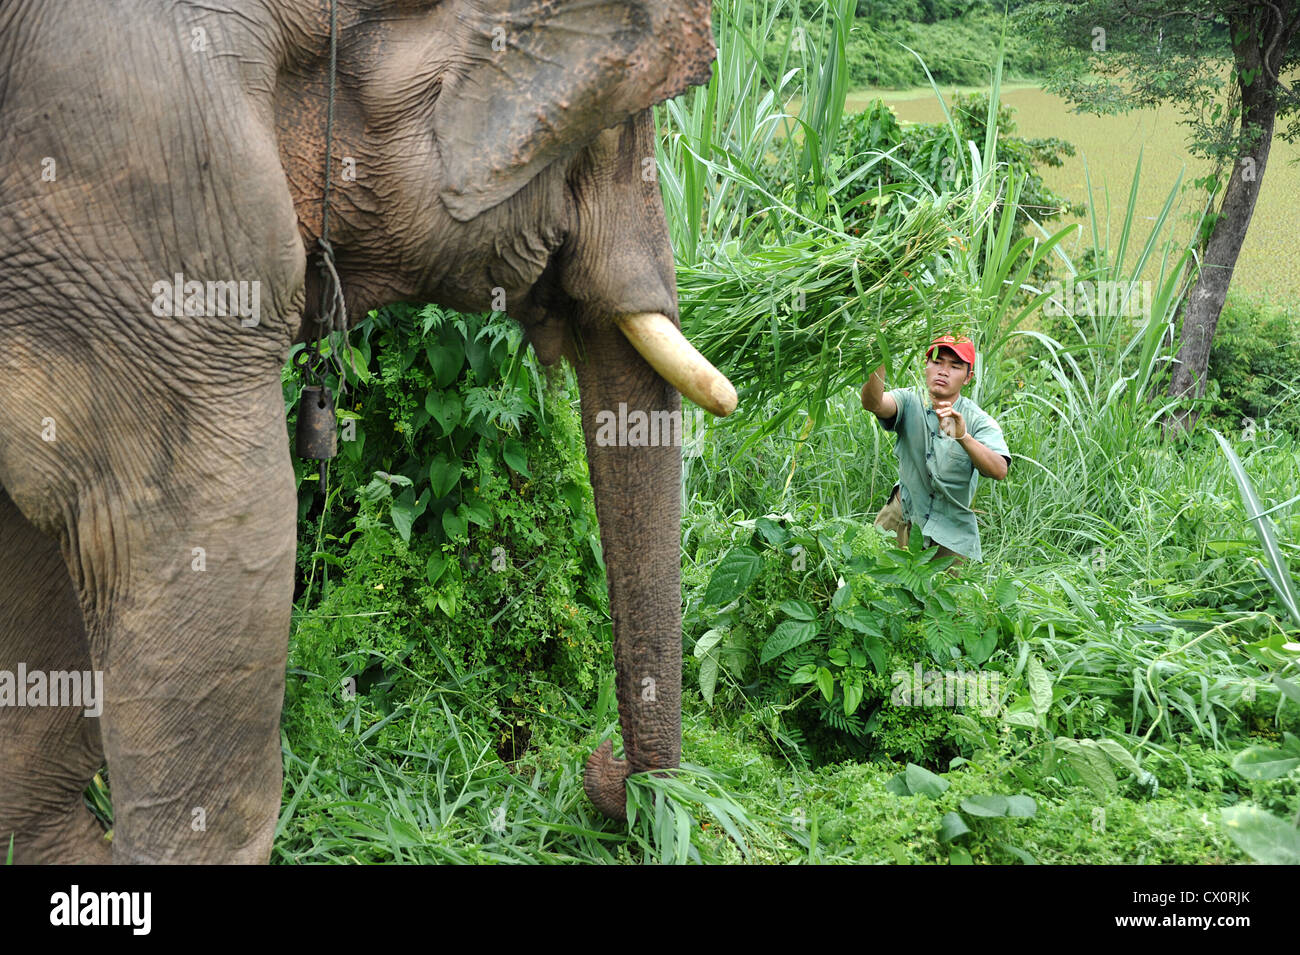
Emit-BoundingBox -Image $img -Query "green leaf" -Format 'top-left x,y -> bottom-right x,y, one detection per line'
760,619 -> 820,665
359,476 -> 393,503
922,614 -> 964,661
1232,733 -> 1300,780
703,547 -> 762,606
1003,709 -> 1038,729
1275,675 -> 1300,707
425,392 -> 464,437
994,578 -> 1019,608
831,581 -> 854,609
426,337 -> 465,388
960,794 -> 1009,818
778,599 -> 817,621
694,629 -> 724,659
558,480 -> 585,517
441,507 -> 468,541
904,763 -> 949,799
965,625 -> 998,664
1001,844 -> 1038,864
426,553 -> 449,587
844,681 -> 864,716
1055,739 -> 1117,798
428,456 -> 461,498
1093,739 -> 1141,777
948,846 -> 973,865
390,487 -> 428,544
884,773 -> 910,796
463,498 -> 492,528
502,438 -> 530,477
815,666 -> 834,702
698,651 -> 719,705
827,648 -> 849,667
1004,795 -> 1037,818
938,812 -> 971,843
465,327 -> 492,381
436,589 -> 457,619
835,606 -> 881,636
1026,655 -> 1053,719
1212,430 -> 1300,628
1221,805 -> 1300,864
790,663 -> 817,685
754,516 -> 788,545
862,633 -> 887,676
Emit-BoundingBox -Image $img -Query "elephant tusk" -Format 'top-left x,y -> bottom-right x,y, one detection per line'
615,312 -> 738,417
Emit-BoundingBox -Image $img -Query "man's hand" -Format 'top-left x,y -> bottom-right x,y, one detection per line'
933,400 -> 966,439
861,365 -> 898,420
935,401 -> 1008,480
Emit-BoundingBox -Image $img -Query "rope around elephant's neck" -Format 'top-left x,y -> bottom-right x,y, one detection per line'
313,0 -> 355,394
320,0 -> 337,253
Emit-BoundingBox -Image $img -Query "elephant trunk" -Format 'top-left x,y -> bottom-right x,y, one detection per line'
572,320 -> 684,820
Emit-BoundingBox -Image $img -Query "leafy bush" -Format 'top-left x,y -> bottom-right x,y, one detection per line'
828,93 -> 1080,239
283,304 -> 609,764
1204,293 -> 1300,440
683,511 -> 1016,768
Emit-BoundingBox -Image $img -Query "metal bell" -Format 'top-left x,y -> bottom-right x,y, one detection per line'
295,384 -> 338,460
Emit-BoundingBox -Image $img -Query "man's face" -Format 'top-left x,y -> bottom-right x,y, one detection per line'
925,347 -> 973,401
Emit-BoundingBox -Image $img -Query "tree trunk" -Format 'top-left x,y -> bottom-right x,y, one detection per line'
1165,14 -> 1282,436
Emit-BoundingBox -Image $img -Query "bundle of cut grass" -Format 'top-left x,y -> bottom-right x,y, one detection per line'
678,192 -> 972,436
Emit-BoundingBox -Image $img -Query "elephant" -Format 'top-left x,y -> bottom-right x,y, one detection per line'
0,0 -> 737,863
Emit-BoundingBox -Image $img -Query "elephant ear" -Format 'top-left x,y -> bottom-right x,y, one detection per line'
434,0 -> 715,221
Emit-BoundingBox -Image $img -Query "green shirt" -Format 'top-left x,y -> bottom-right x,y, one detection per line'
878,386 -> 1010,561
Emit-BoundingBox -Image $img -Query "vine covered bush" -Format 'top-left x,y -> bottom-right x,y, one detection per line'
683,511 -> 1018,768
282,304 -> 610,764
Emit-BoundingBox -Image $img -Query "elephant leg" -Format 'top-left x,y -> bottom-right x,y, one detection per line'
0,374 -> 298,863
573,322 -> 683,820
0,485 -> 110,864
78,382 -> 298,864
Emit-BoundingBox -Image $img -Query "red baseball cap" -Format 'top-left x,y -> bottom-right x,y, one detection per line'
926,334 -> 976,367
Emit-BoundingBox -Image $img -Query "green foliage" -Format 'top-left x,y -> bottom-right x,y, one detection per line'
1212,427 -> 1300,628
684,511 -> 1012,767
1221,689 -> 1300,863
1016,1 -> 1300,165
763,8 -> 1053,89
830,93 -> 1081,236
283,303 -> 609,767
1204,294 -> 1300,440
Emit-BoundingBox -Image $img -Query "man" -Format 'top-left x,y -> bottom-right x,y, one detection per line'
860,334 -> 1010,574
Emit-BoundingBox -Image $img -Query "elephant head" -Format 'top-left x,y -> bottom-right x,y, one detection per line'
266,0 -> 733,818
0,0 -> 730,863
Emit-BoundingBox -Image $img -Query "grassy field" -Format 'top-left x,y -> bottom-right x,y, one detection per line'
856,85 -> 1300,302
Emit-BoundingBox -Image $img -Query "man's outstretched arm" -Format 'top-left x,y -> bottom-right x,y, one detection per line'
861,365 -> 898,420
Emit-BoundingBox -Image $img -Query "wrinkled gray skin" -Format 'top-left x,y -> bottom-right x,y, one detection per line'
0,0 -> 715,862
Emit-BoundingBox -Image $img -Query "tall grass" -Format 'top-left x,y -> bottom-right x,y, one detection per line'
669,0 -> 1300,790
